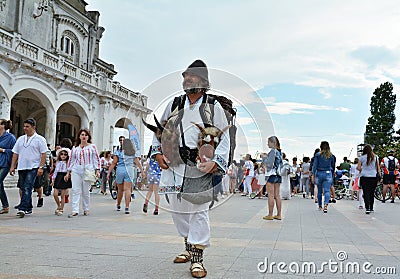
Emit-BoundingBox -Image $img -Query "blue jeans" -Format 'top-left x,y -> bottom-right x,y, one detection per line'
0,166 -> 10,208
101,170 -> 113,192
315,170 -> 333,207
18,168 -> 38,211
213,173 -> 223,197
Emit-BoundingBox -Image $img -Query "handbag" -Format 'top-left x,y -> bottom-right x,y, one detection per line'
81,145 -> 97,183
84,168 -> 96,183
181,165 -> 215,204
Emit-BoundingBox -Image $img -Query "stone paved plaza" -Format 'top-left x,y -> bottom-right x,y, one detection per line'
0,188 -> 399,279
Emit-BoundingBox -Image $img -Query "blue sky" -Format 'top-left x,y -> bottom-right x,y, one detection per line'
86,0 -> 400,162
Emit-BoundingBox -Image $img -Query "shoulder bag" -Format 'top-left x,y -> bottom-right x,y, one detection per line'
181,164 -> 215,204
82,145 -> 97,183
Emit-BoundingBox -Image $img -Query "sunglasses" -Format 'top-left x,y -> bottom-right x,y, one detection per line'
60,153 -> 68,156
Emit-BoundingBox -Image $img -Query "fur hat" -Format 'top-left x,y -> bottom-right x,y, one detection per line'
182,59 -> 209,83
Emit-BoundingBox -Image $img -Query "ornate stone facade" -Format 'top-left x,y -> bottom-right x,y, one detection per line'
0,0 -> 151,151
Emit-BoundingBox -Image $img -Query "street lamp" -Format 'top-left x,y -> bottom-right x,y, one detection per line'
33,0 -> 49,19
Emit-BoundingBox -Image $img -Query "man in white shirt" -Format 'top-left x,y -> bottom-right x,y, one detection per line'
10,118 -> 47,218
151,60 -> 230,278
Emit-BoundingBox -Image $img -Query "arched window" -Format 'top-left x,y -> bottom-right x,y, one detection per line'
60,30 -> 80,65
61,36 -> 74,56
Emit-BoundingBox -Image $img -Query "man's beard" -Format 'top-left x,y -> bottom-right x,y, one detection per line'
184,88 -> 203,94
183,80 -> 204,94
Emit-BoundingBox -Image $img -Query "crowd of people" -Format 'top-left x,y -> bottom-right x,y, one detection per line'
0,120 -> 161,219
228,142 -> 399,218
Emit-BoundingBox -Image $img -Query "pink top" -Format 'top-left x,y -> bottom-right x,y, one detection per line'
67,144 -> 100,174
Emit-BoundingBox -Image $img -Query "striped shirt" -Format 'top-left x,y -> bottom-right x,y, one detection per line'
67,144 -> 100,174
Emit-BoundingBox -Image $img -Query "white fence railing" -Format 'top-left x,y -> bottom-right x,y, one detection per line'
0,29 -> 148,108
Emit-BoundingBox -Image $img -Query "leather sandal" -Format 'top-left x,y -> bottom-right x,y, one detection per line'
190,262 -> 207,278
0,207 -> 9,214
173,250 -> 191,263
68,213 -> 78,218
263,215 -> 274,220
55,206 -> 62,215
323,204 -> 328,213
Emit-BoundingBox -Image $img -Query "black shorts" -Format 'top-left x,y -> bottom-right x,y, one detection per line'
33,175 -> 44,189
383,174 -> 396,185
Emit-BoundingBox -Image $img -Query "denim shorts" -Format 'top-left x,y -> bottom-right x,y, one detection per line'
115,166 -> 135,184
267,175 -> 282,184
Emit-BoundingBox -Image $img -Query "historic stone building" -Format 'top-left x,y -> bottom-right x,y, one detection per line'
0,0 -> 151,151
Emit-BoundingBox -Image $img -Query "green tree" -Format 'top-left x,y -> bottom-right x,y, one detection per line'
365,82 -> 396,158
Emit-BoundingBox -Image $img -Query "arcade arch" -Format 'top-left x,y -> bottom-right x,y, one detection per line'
10,89 -> 48,137
56,102 -> 87,144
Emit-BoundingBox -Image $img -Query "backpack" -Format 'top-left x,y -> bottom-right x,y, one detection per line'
171,93 -> 237,166
279,160 -> 291,177
388,157 -> 396,173
273,150 -> 285,176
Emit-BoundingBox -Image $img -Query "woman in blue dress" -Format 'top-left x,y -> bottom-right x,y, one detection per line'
143,146 -> 161,215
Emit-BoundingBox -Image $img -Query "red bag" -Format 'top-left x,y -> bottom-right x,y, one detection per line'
352,177 -> 359,191
245,169 -> 250,176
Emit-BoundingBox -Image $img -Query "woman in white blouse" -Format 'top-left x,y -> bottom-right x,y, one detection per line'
66,129 -> 100,217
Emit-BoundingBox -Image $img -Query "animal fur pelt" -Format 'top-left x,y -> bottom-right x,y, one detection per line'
191,122 -> 230,168
142,115 -> 182,167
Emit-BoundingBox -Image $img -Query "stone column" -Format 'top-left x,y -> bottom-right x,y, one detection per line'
81,114 -> 89,131
109,125 -> 114,152
0,95 -> 11,119
45,106 -> 56,146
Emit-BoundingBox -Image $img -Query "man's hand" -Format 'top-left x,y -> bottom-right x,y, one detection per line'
198,161 -> 217,174
10,167 -> 15,176
37,168 -> 44,176
156,154 -> 169,170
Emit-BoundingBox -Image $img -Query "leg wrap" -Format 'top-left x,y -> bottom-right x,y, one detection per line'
191,246 -> 204,264
185,237 -> 192,252
174,237 -> 192,263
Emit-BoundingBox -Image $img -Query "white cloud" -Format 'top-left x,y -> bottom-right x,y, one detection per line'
319,88 -> 332,99
236,117 -> 256,126
265,102 -> 350,115
260,96 -> 276,104
86,0 -> 400,94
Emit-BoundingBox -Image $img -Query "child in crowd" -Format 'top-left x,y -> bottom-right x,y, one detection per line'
51,149 -> 72,216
